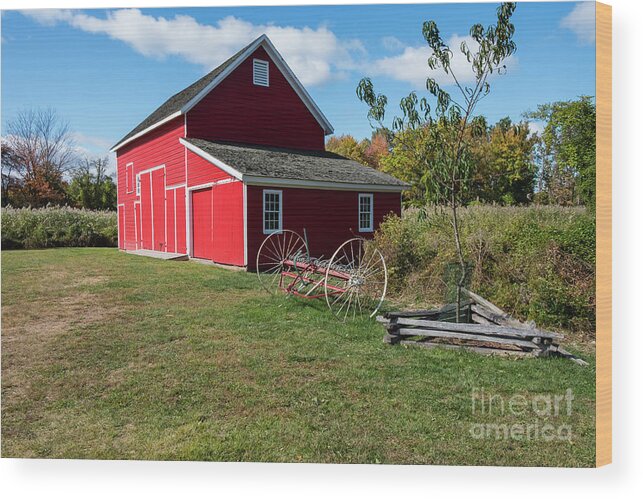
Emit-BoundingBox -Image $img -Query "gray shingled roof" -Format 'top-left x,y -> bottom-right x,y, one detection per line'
185,138 -> 409,188
112,42 -> 251,149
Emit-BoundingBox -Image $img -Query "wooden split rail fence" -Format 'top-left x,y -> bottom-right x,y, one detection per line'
378,289 -> 588,366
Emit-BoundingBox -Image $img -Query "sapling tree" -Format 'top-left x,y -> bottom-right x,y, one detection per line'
357,2 -> 517,317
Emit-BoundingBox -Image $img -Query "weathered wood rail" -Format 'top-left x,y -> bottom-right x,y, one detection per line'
378,289 -> 588,366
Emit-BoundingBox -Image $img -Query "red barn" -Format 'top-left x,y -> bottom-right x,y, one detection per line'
114,34 -> 408,268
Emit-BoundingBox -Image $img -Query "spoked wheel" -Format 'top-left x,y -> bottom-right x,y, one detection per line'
324,238 -> 388,321
256,230 -> 309,294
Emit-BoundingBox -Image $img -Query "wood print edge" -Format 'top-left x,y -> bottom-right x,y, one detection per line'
595,0 -> 612,468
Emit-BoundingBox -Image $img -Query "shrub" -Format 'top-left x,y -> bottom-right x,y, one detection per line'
374,205 -> 595,333
1,206 -> 117,249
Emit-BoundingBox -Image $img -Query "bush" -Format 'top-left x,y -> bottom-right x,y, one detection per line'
374,205 -> 595,333
1,206 -> 117,249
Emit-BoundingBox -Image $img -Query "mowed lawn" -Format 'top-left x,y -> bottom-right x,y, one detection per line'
1,248 -> 596,465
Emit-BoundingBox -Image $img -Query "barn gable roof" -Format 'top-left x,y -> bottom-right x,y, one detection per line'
180,138 -> 409,191
111,34 -> 334,152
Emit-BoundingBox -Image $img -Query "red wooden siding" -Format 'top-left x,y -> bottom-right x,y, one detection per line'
116,116 -> 185,252
187,149 -> 232,188
187,46 -> 325,151
212,181 -> 244,266
246,186 -> 401,269
116,116 -> 184,204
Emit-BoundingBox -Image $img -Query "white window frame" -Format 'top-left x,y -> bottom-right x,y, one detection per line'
125,162 -> 134,193
263,189 -> 282,234
135,174 -> 141,196
358,193 -> 374,233
253,59 -> 270,87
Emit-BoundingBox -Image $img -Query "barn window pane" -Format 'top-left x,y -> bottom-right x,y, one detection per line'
358,194 -> 373,232
263,190 -> 282,234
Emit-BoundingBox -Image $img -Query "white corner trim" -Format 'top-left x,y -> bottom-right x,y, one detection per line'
243,183 -> 248,267
110,111 -> 182,152
186,187 -> 192,257
180,138 -> 243,180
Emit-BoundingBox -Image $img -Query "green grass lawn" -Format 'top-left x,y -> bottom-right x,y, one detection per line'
1,248 -> 596,465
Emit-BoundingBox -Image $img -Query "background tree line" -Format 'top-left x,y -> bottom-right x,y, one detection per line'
3,95 -> 594,213
2,108 -> 116,211
327,96 -> 596,210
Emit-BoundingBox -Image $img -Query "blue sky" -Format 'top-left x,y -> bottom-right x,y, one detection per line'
1,2 -> 595,172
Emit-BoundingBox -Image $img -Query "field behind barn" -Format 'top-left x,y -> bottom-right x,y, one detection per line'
376,205 -> 596,336
1,248 -> 595,466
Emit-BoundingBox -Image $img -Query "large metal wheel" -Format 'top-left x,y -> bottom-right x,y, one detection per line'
324,238 -> 388,321
256,230 -> 309,294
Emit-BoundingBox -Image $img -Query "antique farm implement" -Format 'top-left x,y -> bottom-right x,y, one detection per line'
256,230 -> 388,321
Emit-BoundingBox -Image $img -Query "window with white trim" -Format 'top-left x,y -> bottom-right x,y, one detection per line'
136,175 -> 141,196
253,59 -> 269,87
126,163 -> 134,193
358,193 -> 373,232
263,190 -> 282,234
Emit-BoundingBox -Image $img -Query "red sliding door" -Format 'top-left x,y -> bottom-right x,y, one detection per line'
191,187 -> 213,260
152,168 -> 166,252
140,173 -> 153,250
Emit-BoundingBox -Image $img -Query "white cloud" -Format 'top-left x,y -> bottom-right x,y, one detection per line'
71,132 -> 112,151
527,120 -> 545,137
22,9 -> 364,86
20,9 -> 74,26
560,2 -> 596,44
70,132 -> 116,175
369,34 -> 517,89
381,36 -> 405,52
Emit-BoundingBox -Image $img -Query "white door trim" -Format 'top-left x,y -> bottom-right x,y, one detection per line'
243,183 -> 248,267
134,201 -> 141,249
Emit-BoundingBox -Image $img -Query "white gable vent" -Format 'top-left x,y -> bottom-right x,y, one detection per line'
253,59 -> 269,87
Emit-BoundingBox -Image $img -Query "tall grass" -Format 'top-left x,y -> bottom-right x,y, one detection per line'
1,205 -> 594,333
375,205 -> 595,333
1,206 -> 117,249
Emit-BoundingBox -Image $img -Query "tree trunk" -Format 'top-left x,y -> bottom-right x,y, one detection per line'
450,191 -> 467,323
